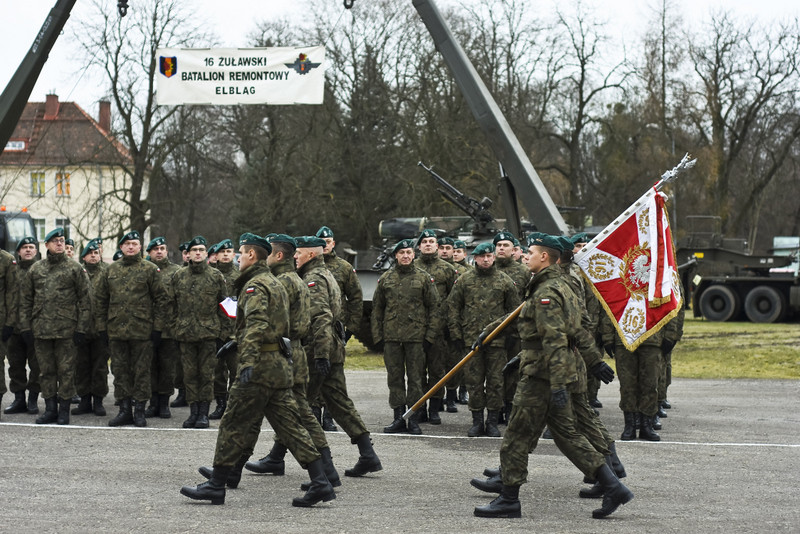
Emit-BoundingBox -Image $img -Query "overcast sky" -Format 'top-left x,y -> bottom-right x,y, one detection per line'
2,0 -> 798,116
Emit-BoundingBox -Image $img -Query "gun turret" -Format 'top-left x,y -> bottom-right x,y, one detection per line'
417,162 -> 495,233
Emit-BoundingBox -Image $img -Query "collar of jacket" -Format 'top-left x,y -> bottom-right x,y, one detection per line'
234,260 -> 269,294
122,253 -> 142,265
495,256 -> 514,268
475,263 -> 496,277
270,259 -> 295,276
419,252 -> 438,264
323,250 -> 338,263
189,260 -> 207,274
216,261 -> 235,274
19,258 -> 36,270
152,258 -> 173,270
395,262 -> 415,274
297,255 -> 324,277
46,251 -> 67,264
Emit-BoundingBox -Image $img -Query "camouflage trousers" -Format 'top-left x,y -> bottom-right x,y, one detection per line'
658,349 -> 673,402
74,337 -> 109,397
308,362 -> 369,442
465,345 -> 505,411
424,337 -> 448,400
35,338 -> 77,401
214,380 -> 319,469
587,374 -> 601,401
444,338 -> 464,391
109,339 -> 152,402
383,341 -> 425,409
5,333 -> 39,393
149,338 -> 178,396
500,375 -> 605,487
173,356 -> 184,391
615,343 -> 661,416
504,337 -> 521,403
571,391 -> 612,456
212,348 -> 237,398
180,340 -> 216,404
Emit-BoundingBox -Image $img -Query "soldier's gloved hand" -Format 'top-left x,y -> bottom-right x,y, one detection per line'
502,355 -> 521,375
239,366 -> 253,385
2,325 -> 14,343
423,339 -> 433,353
314,358 -> 331,376
21,330 -> 34,348
99,331 -> 109,345
661,339 -> 676,354
73,332 -> 87,347
590,361 -> 615,384
603,343 -> 615,358
471,331 -> 488,351
550,388 -> 568,409
150,330 -> 162,348
216,339 -> 237,359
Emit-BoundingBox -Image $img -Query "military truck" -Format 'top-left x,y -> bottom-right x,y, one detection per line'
0,209 -> 37,254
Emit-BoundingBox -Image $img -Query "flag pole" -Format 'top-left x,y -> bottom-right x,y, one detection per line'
653,153 -> 696,191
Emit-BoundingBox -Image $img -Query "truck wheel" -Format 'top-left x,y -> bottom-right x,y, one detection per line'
744,286 -> 786,323
698,285 -> 740,322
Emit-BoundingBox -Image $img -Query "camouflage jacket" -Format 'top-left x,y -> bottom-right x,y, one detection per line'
94,254 -> 169,341
455,259 -> 473,275
298,256 -> 344,363
414,253 -> 457,334
12,258 -> 35,332
215,261 -> 240,341
271,259 -> 311,385
151,257 -> 180,339
0,250 -> 18,330
495,256 -> 530,299
233,260 -> 292,389
82,261 -> 109,337
171,261 -> 228,342
447,263 -> 519,347
323,251 -> 363,334
371,262 -> 440,344
20,252 -> 92,339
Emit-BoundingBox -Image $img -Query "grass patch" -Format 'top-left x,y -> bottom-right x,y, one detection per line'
344,339 -> 385,370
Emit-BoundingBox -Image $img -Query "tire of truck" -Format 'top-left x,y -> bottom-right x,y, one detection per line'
743,285 -> 786,323
698,285 -> 740,322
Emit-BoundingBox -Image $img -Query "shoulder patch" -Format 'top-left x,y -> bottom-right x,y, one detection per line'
540,298 -> 551,305
430,277 -> 435,283
352,268 -> 356,273
246,287 -> 255,294
12,260 -> 16,265
308,281 -> 316,287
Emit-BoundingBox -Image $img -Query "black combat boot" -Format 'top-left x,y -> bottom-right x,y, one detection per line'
182,403 -> 199,428
580,455 -> 615,499
71,394 -> 93,415
657,405 -> 668,418
483,466 -> 501,478
638,413 -> 661,441
344,434 -> 383,477
470,473 -> 502,494
445,389 -> 458,413
428,399 -> 442,425
473,484 -> 521,518
590,398 -> 603,408
485,410 -> 501,438
321,408 -> 338,431
195,401 -> 210,429
144,393 -> 159,417
209,395 -> 226,420
158,394 -> 171,419
383,406 -> 407,433
199,457 -> 247,488
27,390 -> 39,414
245,442 -> 287,475
407,411 -> 422,435
467,411 -> 484,437
170,388 -> 187,408
608,442 -> 626,478
92,395 -> 106,416
57,398 -> 71,425
458,385 -> 469,404
109,398 -> 134,427
133,400 -> 147,427
620,412 -> 636,440
292,458 -> 336,507
591,464 -> 634,518
312,405 -> 322,425
5,391 -> 27,414
653,414 -> 662,430
501,401 -> 513,425
35,397 -> 58,424
301,447 -> 342,490
418,402 -> 428,423
661,399 -> 672,409
542,426 -> 553,439
180,466 -> 231,505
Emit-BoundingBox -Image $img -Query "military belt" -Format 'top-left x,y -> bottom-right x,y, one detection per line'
259,343 -> 280,352
521,340 -> 543,350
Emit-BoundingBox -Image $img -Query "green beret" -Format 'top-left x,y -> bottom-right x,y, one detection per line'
472,242 -> 495,256
113,250 -> 123,261
217,239 -> 234,250
454,240 -> 466,250
570,232 -> 590,245
92,237 -> 103,245
512,237 -> 520,247
178,241 -> 189,252
529,234 -> 564,252
525,232 -> 546,247
118,230 -> 141,247
146,236 -> 166,252
557,236 -> 573,252
45,227 -> 65,243
493,231 -> 515,245
206,243 -> 220,255
437,236 -> 455,246
392,239 -> 415,254
294,236 -> 326,249
264,233 -> 278,240
16,236 -> 36,252
416,229 -> 438,248
81,240 -> 100,258
239,232 -> 272,253
65,238 -> 74,247
187,236 -> 207,249
269,234 -> 297,251
315,226 -> 334,239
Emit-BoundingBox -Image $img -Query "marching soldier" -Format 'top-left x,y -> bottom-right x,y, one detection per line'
210,238 -> 239,420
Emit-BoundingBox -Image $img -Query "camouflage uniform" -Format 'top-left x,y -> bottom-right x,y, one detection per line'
372,261 -> 439,410
74,261 -> 110,402
171,261 -> 228,403
447,263 -> 518,413
150,257 -> 180,399
0,250 -> 18,403
455,259 -> 473,274
322,250 -> 363,336
20,252 -> 91,403
659,307 -> 684,403
213,260 -> 320,468
95,254 -> 169,403
212,260 -> 239,400
6,257 -> 38,404
499,265 -> 606,486
494,256 -> 529,405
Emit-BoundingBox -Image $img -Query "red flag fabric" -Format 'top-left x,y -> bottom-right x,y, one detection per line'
574,187 -> 682,351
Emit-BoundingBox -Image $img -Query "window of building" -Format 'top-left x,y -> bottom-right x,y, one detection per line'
56,172 -> 71,197
30,172 -> 46,197
54,217 -> 71,238
33,218 -> 47,242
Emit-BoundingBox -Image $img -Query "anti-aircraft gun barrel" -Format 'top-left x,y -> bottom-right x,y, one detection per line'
417,162 -> 494,228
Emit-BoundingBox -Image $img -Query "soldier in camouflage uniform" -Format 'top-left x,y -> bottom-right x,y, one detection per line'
71,239 -> 110,417
180,233 -> 335,508
170,241 -> 192,408
0,247 -> 19,419
473,235 -> 633,520
438,236 -> 455,264
372,239 -> 440,435
210,238 -> 239,420
451,239 -> 472,404
452,240 -> 472,273
95,231 -> 169,427
297,236 -> 382,478
413,229 -> 457,423
143,237 -> 181,419
19,228 -> 91,425
4,237 -> 40,415
447,242 -> 519,437
658,307 -> 684,416
171,236 -> 228,429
